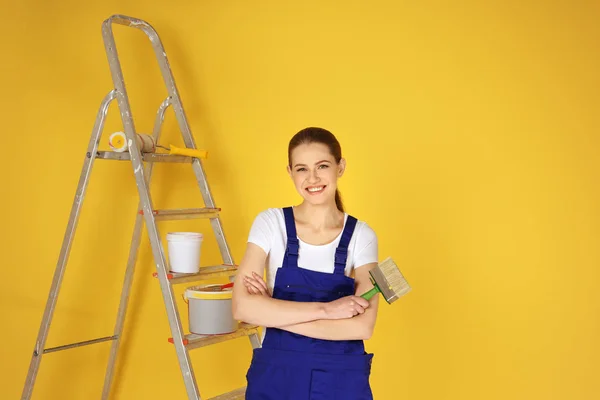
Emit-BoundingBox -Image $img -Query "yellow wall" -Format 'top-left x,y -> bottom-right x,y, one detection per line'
2,1 -> 599,399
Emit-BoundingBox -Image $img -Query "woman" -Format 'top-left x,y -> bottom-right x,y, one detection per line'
232,127 -> 379,400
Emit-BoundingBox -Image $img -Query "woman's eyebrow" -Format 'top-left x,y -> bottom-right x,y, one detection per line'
293,160 -> 331,168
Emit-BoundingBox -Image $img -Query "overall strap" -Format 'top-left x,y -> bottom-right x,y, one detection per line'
334,215 -> 358,275
282,207 -> 299,269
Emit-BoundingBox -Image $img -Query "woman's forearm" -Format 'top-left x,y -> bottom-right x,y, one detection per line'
233,292 -> 327,327
278,309 -> 376,341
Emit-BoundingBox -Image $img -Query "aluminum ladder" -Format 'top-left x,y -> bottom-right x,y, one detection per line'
21,14 -> 261,400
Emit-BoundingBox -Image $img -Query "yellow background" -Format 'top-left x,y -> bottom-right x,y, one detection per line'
2,1 -> 599,399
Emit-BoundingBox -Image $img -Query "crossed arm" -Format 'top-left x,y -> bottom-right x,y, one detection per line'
231,243 -> 379,341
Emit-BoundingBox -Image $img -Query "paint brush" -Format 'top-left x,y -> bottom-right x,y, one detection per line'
360,257 -> 411,304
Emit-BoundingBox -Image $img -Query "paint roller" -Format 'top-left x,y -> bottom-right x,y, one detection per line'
108,131 -> 208,159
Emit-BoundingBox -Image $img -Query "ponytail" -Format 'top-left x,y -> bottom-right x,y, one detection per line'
335,189 -> 344,212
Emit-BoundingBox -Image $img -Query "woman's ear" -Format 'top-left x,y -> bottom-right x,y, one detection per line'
287,164 -> 292,178
338,158 -> 346,177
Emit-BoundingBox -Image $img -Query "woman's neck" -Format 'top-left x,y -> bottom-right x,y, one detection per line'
294,201 -> 344,231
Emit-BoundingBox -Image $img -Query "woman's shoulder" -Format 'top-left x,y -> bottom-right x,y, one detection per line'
248,208 -> 286,248
255,207 -> 284,219
349,214 -> 378,243
348,215 -> 378,265
252,207 -> 286,225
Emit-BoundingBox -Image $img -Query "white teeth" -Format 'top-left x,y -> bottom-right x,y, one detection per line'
307,186 -> 324,192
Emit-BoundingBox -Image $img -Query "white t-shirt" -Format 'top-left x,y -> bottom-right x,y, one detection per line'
247,208 -> 378,291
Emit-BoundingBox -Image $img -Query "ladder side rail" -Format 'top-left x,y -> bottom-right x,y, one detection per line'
21,90 -> 118,400
101,22 -> 202,400
102,96 -> 175,400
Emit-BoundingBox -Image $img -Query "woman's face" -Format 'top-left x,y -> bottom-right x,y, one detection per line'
288,142 -> 345,207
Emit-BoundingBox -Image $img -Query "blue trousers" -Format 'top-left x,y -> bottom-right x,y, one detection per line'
246,347 -> 374,400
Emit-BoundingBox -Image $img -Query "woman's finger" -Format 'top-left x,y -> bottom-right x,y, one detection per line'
246,282 -> 258,294
244,280 -> 260,294
347,299 -> 365,316
252,272 -> 269,292
351,296 -> 369,308
254,282 -> 267,295
244,281 -> 256,294
245,276 -> 267,295
249,274 -> 268,294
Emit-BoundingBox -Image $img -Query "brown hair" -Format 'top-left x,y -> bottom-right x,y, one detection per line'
288,127 -> 345,212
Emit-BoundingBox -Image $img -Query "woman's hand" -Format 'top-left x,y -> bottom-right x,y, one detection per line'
243,272 -> 271,297
324,296 -> 370,320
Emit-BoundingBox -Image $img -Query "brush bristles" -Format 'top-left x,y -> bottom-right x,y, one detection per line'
372,257 -> 411,303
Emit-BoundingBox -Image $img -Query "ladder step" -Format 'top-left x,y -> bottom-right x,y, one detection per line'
153,264 -> 238,284
95,151 -> 193,163
140,207 -> 220,220
168,323 -> 259,351
209,387 -> 246,400
42,335 -> 118,354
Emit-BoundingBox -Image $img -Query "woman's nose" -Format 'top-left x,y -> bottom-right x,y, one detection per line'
308,169 -> 320,183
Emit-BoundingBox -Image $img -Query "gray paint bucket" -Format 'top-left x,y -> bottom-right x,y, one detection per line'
184,284 -> 237,335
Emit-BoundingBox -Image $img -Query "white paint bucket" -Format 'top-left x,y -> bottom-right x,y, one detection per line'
184,284 -> 237,335
167,232 -> 203,273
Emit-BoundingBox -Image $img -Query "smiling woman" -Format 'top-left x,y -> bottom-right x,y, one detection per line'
231,127 -> 380,400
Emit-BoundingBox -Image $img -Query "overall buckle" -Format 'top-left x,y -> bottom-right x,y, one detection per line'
334,247 -> 348,265
286,238 -> 299,256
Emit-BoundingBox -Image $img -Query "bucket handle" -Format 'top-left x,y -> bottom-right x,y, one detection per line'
181,282 -> 234,305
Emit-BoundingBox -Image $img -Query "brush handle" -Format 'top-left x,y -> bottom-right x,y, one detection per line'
360,286 -> 381,301
169,144 -> 208,159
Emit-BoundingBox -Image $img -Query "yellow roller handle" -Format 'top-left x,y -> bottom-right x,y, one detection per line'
169,144 -> 208,159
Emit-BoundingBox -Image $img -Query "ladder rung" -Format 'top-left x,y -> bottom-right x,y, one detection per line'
140,208 -> 220,220
153,264 -> 238,284
168,323 -> 259,351
42,335 -> 117,354
95,151 -> 193,163
209,387 -> 246,400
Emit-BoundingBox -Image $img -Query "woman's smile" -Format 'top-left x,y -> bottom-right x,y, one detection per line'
306,185 -> 326,195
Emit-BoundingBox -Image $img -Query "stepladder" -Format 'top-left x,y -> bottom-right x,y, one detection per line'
21,14 -> 261,400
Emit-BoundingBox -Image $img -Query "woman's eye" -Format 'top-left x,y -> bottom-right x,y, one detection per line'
318,164 -> 329,169
296,168 -> 306,172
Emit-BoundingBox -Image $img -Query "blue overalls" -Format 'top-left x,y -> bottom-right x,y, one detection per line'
245,207 -> 374,400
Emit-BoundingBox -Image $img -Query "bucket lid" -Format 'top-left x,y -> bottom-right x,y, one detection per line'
185,284 -> 232,300
167,232 -> 203,241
